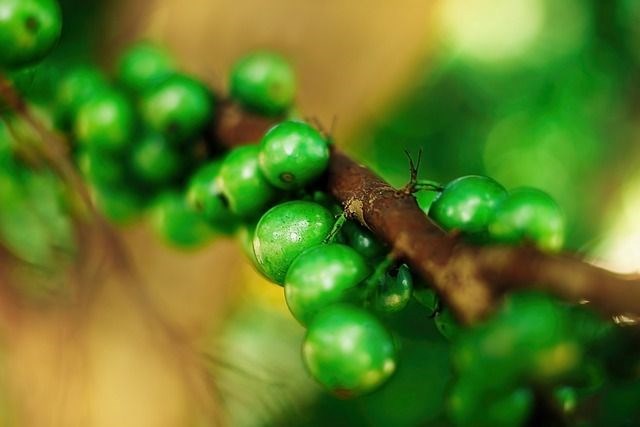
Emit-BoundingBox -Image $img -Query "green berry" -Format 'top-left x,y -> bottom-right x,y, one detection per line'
553,386 -> 578,414
374,264 -> 413,314
117,41 -> 175,93
342,220 -> 387,260
141,73 -> 213,142
285,243 -> 370,325
0,0 -> 61,68
429,175 -> 506,234
186,160 -> 237,231
450,382 -> 533,427
55,66 -> 109,126
258,120 -> 329,190
74,90 -> 135,152
218,145 -> 277,218
92,186 -> 144,224
230,51 -> 295,116
253,200 -> 334,284
131,132 -> 183,184
151,192 -> 213,248
303,304 -> 397,398
488,188 -> 565,251
77,148 -> 126,187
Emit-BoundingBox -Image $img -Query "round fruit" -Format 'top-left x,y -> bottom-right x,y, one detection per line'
285,243 -> 370,325
0,0 -> 62,68
253,200 -> 334,284
77,148 -> 126,187
449,381 -> 533,427
186,160 -> 236,231
141,74 -> 213,142
258,120 -> 329,190
230,51 -> 295,116
218,145 -> 277,218
342,220 -> 387,260
374,264 -> 413,314
151,192 -> 213,248
74,90 -> 135,152
55,66 -> 108,126
117,42 -> 175,93
303,304 -> 397,398
429,175 -> 506,233
131,132 -> 183,184
488,187 -> 565,251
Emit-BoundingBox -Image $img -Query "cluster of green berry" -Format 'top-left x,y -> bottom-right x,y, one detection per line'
1,1 -> 639,425
426,175 -> 565,251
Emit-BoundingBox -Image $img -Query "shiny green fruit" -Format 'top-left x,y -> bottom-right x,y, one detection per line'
230,51 -> 295,116
488,187 -> 565,251
141,74 -> 213,142
303,304 -> 397,398
258,120 -> 329,190
55,66 -> 109,127
131,132 -> 183,184
117,41 -> 175,93
374,264 -> 413,314
74,90 -> 135,152
0,0 -> 61,68
285,243 -> 370,325
342,220 -> 387,260
151,192 -> 213,248
253,200 -> 334,284
77,148 -> 126,187
186,160 -> 237,231
429,175 -> 506,234
218,145 -> 277,218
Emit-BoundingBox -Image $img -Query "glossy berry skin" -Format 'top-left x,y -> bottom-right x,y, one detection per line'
374,264 -> 413,314
74,91 -> 135,152
55,66 -> 108,127
151,192 -> 212,248
303,304 -> 397,398
429,175 -> 506,234
0,0 -> 61,68
131,132 -> 183,184
186,160 -> 236,231
218,145 -> 277,218
342,220 -> 387,260
141,74 -> 213,143
285,243 -> 370,325
253,200 -> 334,284
258,120 -> 329,190
230,51 -> 295,116
117,42 -> 175,93
488,187 -> 565,251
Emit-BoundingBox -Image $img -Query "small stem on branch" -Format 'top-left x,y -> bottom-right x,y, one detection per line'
214,101 -> 640,324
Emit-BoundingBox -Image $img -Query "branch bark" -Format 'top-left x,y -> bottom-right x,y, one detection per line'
212,103 -> 640,324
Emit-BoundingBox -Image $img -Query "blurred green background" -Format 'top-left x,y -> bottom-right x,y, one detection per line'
3,1 -> 640,426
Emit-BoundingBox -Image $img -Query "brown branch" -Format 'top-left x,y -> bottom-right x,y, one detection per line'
214,102 -> 640,324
